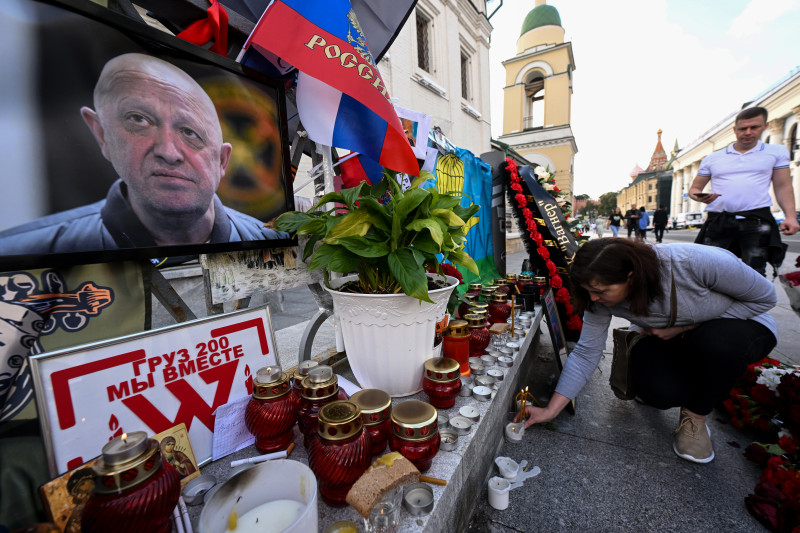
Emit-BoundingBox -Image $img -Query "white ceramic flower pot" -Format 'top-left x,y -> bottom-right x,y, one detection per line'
325,274 -> 458,397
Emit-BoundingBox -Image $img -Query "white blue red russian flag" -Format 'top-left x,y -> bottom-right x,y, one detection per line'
243,0 -> 419,175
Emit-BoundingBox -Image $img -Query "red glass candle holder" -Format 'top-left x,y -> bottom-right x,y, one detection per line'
298,365 -> 346,447
82,433 -> 181,533
493,278 -> 511,295
457,293 -> 478,320
533,276 -> 548,296
488,293 -> 511,325
291,360 -> 319,402
468,303 -> 490,328
389,400 -> 440,472
307,401 -> 371,506
422,357 -> 462,408
466,282 -> 482,297
350,388 -> 392,456
480,286 -> 497,303
465,314 -> 491,356
442,320 -> 470,376
244,367 -> 298,453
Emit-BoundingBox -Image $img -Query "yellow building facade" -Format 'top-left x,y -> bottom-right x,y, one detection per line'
496,0 -> 577,201
671,68 -> 800,218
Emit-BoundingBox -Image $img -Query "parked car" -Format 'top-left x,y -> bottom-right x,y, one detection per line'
674,211 -> 705,229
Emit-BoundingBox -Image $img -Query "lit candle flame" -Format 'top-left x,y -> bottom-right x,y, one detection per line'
121,433 -> 128,443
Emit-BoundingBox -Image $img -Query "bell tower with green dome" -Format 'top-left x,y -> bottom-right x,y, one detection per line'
498,0 -> 577,200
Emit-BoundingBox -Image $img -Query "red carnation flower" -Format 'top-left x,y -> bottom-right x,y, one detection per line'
545,260 -> 557,274
526,219 -> 537,231
522,208 -> 533,220
549,275 -> 563,289
556,288 -> 570,302
533,233 -> 544,245
511,182 -> 523,193
567,315 -> 583,331
537,246 -> 550,259
515,194 -> 527,207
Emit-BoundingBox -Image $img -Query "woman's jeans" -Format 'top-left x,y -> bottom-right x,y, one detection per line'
610,225 -> 619,237
630,318 -> 776,415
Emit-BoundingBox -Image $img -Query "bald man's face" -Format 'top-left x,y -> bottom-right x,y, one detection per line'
85,64 -> 231,219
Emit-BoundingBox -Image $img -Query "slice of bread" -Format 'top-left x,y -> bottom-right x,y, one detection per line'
345,452 -> 421,517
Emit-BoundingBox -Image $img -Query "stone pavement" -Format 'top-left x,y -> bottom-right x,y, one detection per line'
464,235 -> 799,533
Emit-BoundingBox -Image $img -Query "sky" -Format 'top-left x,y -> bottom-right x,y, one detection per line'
487,0 -> 800,198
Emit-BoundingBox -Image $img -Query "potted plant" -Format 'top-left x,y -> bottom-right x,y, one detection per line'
275,170 -> 480,396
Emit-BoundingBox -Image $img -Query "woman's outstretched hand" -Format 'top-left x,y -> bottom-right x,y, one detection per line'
517,405 -> 555,428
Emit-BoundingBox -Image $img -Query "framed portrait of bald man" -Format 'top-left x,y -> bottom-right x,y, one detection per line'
0,0 -> 296,270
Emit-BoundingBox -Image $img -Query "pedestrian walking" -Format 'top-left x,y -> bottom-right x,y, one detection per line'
519,238 -> 778,464
608,207 -> 623,238
690,106 -> 799,276
653,206 -> 668,243
595,217 -> 605,238
624,203 -> 640,238
637,206 -> 649,241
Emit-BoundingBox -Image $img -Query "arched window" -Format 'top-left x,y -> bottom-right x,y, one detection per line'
524,73 -> 544,130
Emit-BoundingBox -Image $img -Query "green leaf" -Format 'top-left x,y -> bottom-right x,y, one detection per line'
296,218 -> 327,236
302,233 -> 322,262
432,208 -> 466,227
408,233 -> 441,255
409,174 -> 429,190
329,247 -> 361,273
358,197 -> 392,232
312,192 -> 347,210
371,178 -> 389,199
336,236 -> 390,258
392,188 -> 429,246
405,218 -> 443,246
325,210 -> 371,242
274,211 -> 313,233
388,249 -> 432,303
448,248 -> 479,275
340,183 -> 365,208
307,243 -> 338,271
432,196 -> 461,210
411,248 -> 426,267
453,204 -> 480,221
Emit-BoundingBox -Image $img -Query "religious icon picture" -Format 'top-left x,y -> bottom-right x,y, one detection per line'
154,423 -> 201,488
38,457 -> 100,533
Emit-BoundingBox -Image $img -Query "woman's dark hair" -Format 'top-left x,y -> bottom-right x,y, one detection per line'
570,238 -> 663,316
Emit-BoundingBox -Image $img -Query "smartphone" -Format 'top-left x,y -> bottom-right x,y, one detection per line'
695,193 -> 719,199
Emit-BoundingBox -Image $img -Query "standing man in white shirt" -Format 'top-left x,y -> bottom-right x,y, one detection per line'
689,106 -> 799,276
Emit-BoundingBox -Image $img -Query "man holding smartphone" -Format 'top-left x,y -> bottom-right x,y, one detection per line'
689,106 -> 799,276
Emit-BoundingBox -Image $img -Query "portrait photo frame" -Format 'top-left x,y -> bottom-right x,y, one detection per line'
0,0 -> 297,271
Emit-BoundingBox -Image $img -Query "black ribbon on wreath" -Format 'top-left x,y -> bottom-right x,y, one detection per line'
504,164 -> 583,340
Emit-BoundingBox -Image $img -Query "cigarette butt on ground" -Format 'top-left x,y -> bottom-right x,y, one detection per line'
286,442 -> 296,457
419,475 -> 447,486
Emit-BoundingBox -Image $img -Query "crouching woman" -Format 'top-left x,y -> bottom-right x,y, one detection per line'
520,238 -> 778,463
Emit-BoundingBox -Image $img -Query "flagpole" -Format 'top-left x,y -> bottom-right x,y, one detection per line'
320,143 -> 346,354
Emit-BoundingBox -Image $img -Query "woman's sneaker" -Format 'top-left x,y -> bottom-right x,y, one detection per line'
673,408 -> 714,464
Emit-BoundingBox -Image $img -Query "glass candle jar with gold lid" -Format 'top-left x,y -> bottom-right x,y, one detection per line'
457,293 -> 478,320
82,431 -> 181,533
493,278 -> 511,295
307,400 -> 371,506
488,293 -> 511,325
349,388 -> 392,456
466,282 -> 483,297
244,366 -> 298,453
468,303 -> 490,327
298,365 -> 347,446
389,400 -> 440,472
465,313 -> 490,356
480,286 -> 497,303
422,357 -> 462,409
291,360 -> 319,401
